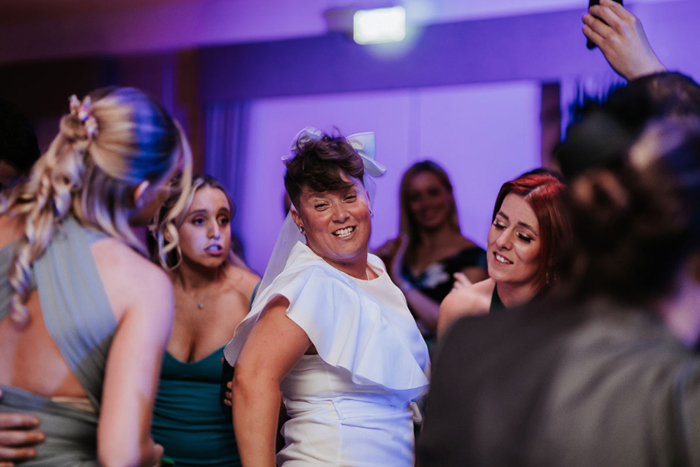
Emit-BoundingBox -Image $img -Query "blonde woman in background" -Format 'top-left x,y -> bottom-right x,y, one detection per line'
376,160 -> 488,352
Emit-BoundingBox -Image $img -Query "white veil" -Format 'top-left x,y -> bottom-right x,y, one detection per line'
252,127 -> 386,308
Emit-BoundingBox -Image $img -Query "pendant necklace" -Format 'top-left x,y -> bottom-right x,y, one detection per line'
182,287 -> 213,310
196,288 -> 214,310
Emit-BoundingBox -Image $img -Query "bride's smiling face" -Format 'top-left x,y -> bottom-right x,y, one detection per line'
292,173 -> 372,272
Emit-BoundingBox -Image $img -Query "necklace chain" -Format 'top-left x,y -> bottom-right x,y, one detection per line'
178,267 -> 231,311
181,286 -> 214,310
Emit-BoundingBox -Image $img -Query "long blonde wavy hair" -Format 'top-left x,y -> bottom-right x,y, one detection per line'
0,87 -> 193,325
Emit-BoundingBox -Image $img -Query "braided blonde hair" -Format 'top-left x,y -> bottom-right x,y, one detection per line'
0,87 -> 192,325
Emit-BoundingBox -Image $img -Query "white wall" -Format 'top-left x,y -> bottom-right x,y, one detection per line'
239,81 -> 541,274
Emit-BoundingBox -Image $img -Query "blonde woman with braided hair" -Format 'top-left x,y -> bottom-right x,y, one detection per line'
0,87 -> 192,466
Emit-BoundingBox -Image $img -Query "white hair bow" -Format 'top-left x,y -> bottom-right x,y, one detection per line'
288,126 -> 386,177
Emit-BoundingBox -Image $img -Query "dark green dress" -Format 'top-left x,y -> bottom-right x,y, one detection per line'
152,346 -> 241,466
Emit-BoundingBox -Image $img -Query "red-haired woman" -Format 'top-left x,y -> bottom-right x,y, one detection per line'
438,171 -> 569,335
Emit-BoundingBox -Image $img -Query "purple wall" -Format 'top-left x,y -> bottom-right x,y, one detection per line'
238,83 -> 541,275
199,9 -> 612,102
197,2 -> 699,102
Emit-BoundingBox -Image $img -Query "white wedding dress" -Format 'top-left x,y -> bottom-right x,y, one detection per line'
225,242 -> 430,466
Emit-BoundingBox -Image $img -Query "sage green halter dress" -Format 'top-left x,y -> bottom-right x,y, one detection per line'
0,217 -> 117,466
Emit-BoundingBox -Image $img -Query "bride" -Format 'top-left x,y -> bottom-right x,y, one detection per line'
224,128 -> 430,466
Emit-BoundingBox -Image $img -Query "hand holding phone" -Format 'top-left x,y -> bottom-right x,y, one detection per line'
586,0 -> 623,49
219,358 -> 235,422
582,0 -> 666,80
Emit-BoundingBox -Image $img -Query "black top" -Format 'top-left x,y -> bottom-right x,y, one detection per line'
401,246 -> 486,304
418,297 -> 700,467
488,285 -> 507,314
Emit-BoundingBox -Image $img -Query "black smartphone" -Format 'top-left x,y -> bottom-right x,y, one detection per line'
587,0 -> 624,49
219,358 -> 235,422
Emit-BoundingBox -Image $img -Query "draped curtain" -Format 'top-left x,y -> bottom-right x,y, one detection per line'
204,101 -> 250,255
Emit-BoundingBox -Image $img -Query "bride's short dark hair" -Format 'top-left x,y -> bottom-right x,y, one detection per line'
284,131 -> 364,207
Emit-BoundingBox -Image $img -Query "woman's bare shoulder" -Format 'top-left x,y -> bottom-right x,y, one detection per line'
223,263 -> 261,298
91,238 -> 173,317
92,237 -> 166,278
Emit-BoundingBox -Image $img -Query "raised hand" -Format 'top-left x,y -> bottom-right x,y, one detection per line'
583,0 -> 666,80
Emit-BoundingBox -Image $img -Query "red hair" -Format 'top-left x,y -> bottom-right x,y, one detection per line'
492,172 -> 570,294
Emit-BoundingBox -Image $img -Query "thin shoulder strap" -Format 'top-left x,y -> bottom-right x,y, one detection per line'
249,280 -> 261,312
33,217 -> 117,411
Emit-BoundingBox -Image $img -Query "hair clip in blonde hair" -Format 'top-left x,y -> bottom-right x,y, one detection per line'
84,115 -> 98,140
69,95 -> 82,116
68,95 -> 99,140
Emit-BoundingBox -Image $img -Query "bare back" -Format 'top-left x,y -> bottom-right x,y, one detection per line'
0,213 -> 173,400
0,214 -> 85,398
